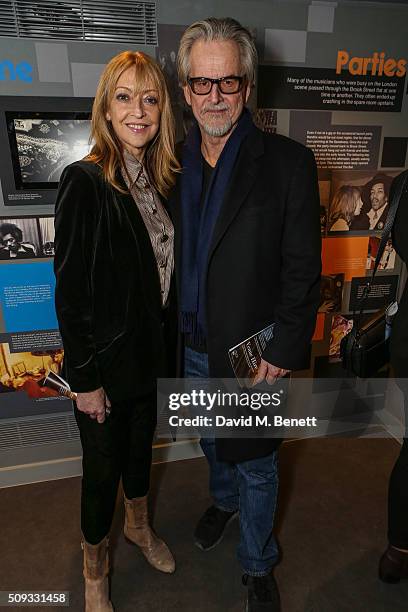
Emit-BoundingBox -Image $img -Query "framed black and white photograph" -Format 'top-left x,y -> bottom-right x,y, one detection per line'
7,114 -> 91,190
0,217 -> 40,260
327,170 -> 400,234
0,97 -> 93,207
38,217 -> 55,257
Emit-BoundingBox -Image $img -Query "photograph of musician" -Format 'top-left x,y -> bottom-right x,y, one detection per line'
0,222 -> 37,259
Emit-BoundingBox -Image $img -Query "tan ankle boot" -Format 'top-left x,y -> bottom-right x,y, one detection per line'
82,537 -> 114,612
124,495 -> 175,573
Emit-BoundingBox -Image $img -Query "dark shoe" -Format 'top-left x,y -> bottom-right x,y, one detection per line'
194,505 -> 237,551
242,573 -> 281,612
379,545 -> 408,583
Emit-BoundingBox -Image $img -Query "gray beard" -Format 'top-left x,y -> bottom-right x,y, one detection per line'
201,116 -> 233,137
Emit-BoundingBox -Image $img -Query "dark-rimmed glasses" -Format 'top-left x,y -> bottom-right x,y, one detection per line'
187,76 -> 244,95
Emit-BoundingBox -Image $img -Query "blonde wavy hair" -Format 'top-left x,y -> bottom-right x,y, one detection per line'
329,185 -> 362,227
86,51 -> 179,197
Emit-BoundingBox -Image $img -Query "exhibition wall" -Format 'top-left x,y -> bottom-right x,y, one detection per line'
0,0 -> 407,485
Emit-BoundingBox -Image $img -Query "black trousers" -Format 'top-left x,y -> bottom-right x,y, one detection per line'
388,436 -> 408,549
74,393 -> 156,544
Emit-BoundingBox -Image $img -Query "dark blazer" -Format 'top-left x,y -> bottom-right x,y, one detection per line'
54,160 -> 173,402
171,126 -> 322,462
350,204 -> 389,231
390,171 -> 408,379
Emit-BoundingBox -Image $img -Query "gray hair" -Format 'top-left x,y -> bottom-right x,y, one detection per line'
177,17 -> 257,86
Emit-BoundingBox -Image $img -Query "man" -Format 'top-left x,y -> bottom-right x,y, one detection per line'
350,173 -> 392,231
0,223 -> 36,259
172,18 -> 321,611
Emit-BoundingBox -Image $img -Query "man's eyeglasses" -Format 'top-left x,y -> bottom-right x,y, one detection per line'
187,76 -> 244,95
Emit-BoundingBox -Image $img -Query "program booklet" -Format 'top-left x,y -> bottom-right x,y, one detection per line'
228,323 -> 275,386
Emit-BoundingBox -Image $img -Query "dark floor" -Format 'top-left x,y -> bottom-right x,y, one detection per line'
1,438 -> 407,612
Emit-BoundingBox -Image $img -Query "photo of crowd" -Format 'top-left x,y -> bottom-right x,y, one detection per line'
7,115 -> 91,188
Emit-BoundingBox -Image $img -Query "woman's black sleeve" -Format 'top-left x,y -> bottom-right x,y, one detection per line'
54,164 -> 102,392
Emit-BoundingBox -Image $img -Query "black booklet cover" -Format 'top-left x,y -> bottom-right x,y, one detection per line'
228,323 -> 275,386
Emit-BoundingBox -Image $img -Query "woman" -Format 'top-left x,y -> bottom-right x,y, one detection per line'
328,185 -> 363,231
379,170 -> 408,583
54,51 -> 179,611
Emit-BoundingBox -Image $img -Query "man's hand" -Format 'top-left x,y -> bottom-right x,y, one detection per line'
76,387 -> 111,424
319,300 -> 335,313
253,359 -> 291,386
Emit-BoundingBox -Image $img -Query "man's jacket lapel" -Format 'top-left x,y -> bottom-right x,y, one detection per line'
207,127 -> 264,263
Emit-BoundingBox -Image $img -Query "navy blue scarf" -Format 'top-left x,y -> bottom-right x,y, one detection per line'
180,109 -> 253,342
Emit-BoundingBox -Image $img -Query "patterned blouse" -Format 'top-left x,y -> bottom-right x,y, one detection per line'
121,150 -> 174,307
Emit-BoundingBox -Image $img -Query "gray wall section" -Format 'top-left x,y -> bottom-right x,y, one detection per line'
306,4 -> 408,67
67,41 -> 156,63
0,37 -> 155,96
0,38 -> 73,96
157,0 -> 309,30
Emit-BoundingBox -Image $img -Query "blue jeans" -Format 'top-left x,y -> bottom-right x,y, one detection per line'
184,346 -> 279,576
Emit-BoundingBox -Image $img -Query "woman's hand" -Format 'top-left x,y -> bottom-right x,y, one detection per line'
76,387 -> 111,424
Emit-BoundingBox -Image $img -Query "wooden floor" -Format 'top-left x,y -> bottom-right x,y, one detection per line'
1,437 -> 407,611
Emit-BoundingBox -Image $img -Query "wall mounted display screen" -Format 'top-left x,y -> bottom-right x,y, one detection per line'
0,97 -> 93,206
6,113 -> 91,190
